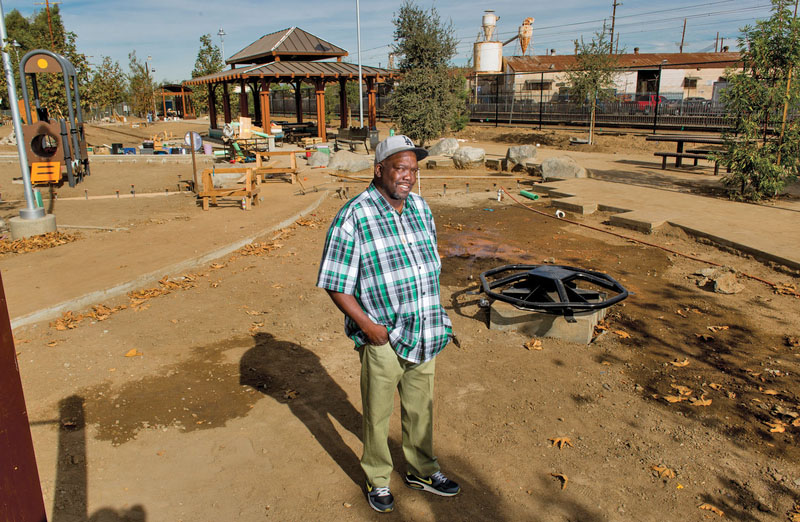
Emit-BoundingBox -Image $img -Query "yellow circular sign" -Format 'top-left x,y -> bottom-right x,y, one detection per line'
37,58 -> 48,69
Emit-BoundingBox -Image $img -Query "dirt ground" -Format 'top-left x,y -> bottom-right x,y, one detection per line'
2,121 -> 800,521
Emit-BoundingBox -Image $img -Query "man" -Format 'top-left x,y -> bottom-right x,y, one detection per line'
317,135 -> 460,513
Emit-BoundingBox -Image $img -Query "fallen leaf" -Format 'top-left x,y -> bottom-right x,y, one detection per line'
762,389 -> 779,396
707,325 -> 729,333
698,503 -> 724,517
549,437 -> 573,450
651,465 -> 676,479
676,483 -> 684,489
169,319 -> 178,324
793,418 -> 800,427
765,421 -> 786,433
663,395 -> 688,403
343,502 -> 352,508
246,310 -> 263,316
727,391 -> 737,399
124,348 -> 143,357
108,368 -> 116,372
676,309 -> 687,317
613,330 -> 631,339
696,333 -> 714,342
709,383 -> 723,390
283,389 -> 298,400
210,263 -> 226,270
47,340 -> 58,347
156,451 -> 165,457
524,338 -> 543,351
670,359 -> 690,367
670,384 -> 693,396
787,336 -> 800,348
690,395 -> 712,406
550,473 -> 568,490
210,282 -> 220,288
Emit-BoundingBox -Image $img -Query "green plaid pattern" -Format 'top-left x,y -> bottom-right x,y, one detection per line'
318,183 -> 453,363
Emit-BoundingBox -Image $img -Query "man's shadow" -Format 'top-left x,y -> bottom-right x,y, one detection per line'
240,332 -> 364,485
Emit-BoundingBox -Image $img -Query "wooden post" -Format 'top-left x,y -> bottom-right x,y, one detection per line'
316,79 -> 327,141
180,88 -> 187,118
222,82 -> 232,123
239,78 -> 249,118
295,80 -> 303,123
339,77 -> 349,128
367,77 -> 377,129
260,78 -> 271,132
251,81 -> 261,125
0,272 -> 48,522
208,84 -> 218,129
161,91 -> 167,119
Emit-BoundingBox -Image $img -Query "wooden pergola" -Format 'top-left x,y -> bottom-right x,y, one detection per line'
184,27 -> 394,141
156,84 -> 195,119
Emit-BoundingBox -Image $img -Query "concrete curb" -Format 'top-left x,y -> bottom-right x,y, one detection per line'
10,192 -> 328,330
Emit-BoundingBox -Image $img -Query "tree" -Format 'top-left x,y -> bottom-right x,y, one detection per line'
87,56 -> 127,116
717,0 -> 800,201
0,7 -> 91,117
564,30 -> 619,145
127,51 -> 154,117
389,0 -> 466,146
191,34 -> 224,115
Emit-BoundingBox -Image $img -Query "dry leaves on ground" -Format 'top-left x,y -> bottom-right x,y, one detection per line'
698,503 -> 724,517
0,231 -> 80,254
789,504 -> 800,522
670,359 -> 690,367
549,437 -> 573,450
696,333 -> 715,342
129,274 -> 199,309
786,336 -> 800,348
765,421 -> 786,433
613,330 -> 631,339
283,389 -> 298,400
236,240 -> 284,257
124,349 -> 143,357
524,338 -> 543,351
690,395 -> 712,407
709,383 -> 723,391
51,304 -> 127,330
707,325 -> 729,333
761,388 -> 779,396
671,384 -> 693,396
550,473 -> 568,490
295,218 -> 322,228
775,282 -> 800,298
651,465 -> 676,479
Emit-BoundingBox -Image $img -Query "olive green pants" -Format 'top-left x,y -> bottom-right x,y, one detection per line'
359,342 -> 439,487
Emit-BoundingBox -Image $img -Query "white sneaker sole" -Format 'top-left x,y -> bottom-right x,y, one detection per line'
404,478 -> 460,497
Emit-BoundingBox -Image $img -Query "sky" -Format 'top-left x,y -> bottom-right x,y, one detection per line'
1,0 -> 774,82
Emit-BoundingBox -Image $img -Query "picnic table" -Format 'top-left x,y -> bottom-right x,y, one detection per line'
645,134 -> 726,172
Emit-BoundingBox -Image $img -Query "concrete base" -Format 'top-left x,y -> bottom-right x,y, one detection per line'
609,211 -> 666,233
489,300 -> 606,345
485,158 -> 505,171
9,214 -> 57,240
552,197 -> 598,215
425,157 -> 454,169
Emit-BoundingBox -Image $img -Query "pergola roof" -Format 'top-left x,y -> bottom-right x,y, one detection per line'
158,83 -> 192,93
226,27 -> 347,65
184,61 -> 393,85
505,51 -> 741,73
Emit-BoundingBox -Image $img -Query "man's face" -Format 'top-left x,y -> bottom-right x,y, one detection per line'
375,150 -> 418,204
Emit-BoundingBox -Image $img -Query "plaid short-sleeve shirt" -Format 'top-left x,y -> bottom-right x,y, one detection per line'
317,183 -> 453,363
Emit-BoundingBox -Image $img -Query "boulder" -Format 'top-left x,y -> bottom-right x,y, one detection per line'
427,137 -> 459,157
505,145 -> 537,170
452,146 -> 485,169
328,150 -> 373,173
713,272 -> 744,295
541,156 -> 587,181
307,151 -> 330,167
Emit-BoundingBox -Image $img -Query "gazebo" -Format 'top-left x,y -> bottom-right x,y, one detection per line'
184,27 -> 394,141
156,84 -> 195,119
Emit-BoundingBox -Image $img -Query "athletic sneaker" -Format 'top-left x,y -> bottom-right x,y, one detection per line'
366,482 -> 394,513
404,470 -> 461,496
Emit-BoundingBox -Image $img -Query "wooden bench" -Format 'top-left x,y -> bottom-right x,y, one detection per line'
654,151 -> 721,175
334,127 -> 370,152
198,167 -> 261,211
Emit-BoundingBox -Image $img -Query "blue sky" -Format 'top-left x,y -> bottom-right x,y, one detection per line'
2,0 -> 773,82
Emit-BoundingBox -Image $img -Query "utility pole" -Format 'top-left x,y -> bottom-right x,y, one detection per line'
217,28 -> 226,63
33,0 -> 62,50
715,31 -> 719,52
680,18 -> 687,53
609,0 -> 620,54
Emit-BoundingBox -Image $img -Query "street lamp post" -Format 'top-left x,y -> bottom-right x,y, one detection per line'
147,55 -> 157,119
356,0 -> 364,128
217,28 -> 226,63
652,59 -> 667,134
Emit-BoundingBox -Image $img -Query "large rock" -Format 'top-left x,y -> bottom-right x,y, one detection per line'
427,137 -> 459,157
307,151 -> 329,167
541,156 -> 587,181
505,145 -> 537,171
328,150 -> 372,173
452,146 -> 485,169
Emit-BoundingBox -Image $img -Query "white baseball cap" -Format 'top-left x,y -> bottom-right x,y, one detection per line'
374,134 -> 429,165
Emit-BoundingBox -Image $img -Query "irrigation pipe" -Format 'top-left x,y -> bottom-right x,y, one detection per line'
499,186 -> 787,291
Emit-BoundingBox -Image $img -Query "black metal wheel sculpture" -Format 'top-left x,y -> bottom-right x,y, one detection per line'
479,264 -> 629,322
